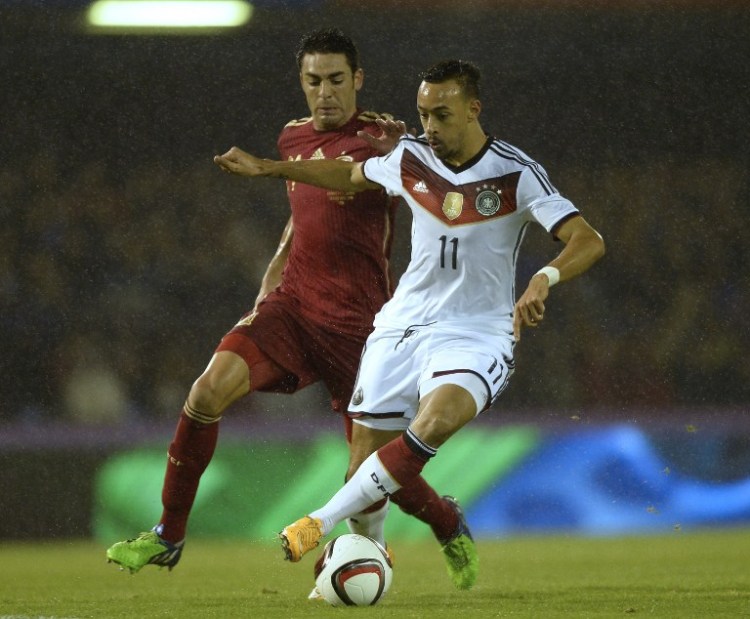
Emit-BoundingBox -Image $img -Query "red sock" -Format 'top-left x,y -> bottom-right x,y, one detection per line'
158,410 -> 219,543
376,435 -> 428,486
380,433 -> 459,542
391,477 -> 458,543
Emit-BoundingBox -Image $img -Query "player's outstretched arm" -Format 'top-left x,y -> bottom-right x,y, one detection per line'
513,215 -> 605,341
214,146 -> 379,193
214,146 -> 268,177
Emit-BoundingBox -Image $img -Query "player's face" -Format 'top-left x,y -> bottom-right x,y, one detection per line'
417,80 -> 479,165
299,53 -> 363,131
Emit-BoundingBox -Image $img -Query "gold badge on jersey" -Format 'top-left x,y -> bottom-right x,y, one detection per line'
442,192 -> 463,220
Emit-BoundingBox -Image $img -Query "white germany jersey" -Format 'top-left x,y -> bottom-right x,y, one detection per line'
362,135 -> 579,334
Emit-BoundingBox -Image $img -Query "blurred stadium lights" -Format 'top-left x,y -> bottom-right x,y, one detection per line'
86,0 -> 254,31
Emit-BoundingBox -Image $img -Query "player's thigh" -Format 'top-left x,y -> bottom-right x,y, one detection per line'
420,334 -> 514,415
410,334 -> 514,446
217,331 -> 296,392
226,293 -> 321,393
191,334 -> 291,415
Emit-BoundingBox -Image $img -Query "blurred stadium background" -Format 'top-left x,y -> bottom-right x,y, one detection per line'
1,0 -> 748,542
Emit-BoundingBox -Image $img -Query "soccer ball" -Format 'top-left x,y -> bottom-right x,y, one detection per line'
313,534 -> 393,606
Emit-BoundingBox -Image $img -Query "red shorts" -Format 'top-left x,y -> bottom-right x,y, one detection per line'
215,290 -> 372,415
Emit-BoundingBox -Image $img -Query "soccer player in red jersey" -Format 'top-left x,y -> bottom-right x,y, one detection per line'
107,29 -> 475,591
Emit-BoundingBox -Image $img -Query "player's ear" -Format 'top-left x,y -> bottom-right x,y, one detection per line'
354,68 -> 364,92
468,98 -> 481,121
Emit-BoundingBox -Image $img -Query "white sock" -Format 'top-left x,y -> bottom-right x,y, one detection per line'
346,499 -> 390,546
311,451 -> 401,535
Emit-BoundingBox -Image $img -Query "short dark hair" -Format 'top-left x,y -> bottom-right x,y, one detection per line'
295,28 -> 360,74
420,60 -> 481,100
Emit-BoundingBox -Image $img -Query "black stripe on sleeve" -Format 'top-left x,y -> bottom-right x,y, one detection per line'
490,140 -> 556,195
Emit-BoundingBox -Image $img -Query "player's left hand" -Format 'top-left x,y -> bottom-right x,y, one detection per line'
513,274 -> 551,341
214,146 -> 267,177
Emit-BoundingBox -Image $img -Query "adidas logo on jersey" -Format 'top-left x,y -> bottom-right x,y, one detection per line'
412,180 -> 428,194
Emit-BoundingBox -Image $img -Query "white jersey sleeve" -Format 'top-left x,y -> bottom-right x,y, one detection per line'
362,143 -> 405,196
517,165 -> 579,234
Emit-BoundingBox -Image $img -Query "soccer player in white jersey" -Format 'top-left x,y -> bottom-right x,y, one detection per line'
215,59 -> 605,581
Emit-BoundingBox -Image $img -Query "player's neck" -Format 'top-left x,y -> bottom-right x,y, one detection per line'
312,107 -> 358,132
445,127 -> 488,167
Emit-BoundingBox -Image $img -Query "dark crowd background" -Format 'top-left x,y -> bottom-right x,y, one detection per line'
1,1 -> 748,427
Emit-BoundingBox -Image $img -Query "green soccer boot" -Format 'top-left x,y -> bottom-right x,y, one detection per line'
439,496 -> 478,590
106,529 -> 184,574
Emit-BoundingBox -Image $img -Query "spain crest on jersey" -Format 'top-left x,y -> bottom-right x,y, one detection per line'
442,192 -> 463,220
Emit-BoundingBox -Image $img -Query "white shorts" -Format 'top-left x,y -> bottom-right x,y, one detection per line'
349,324 -> 515,431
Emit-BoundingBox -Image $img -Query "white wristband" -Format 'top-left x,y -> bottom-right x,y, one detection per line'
535,266 -> 560,287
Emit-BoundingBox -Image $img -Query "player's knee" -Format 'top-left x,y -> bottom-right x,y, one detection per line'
412,403 -> 472,447
187,375 -> 226,420
411,413 -> 455,447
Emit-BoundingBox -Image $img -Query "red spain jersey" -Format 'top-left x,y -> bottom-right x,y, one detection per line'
276,109 -> 397,335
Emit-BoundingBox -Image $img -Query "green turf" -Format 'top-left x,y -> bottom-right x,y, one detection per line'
1,529 -> 748,618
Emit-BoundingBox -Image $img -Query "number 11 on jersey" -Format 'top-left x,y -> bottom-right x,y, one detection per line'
439,235 -> 458,269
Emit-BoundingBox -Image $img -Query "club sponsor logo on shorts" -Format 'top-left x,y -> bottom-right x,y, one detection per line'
351,387 -> 364,406
442,192 -> 463,220
475,185 -> 502,216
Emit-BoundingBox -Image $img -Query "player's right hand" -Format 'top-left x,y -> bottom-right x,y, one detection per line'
214,146 -> 267,177
512,274 -> 550,342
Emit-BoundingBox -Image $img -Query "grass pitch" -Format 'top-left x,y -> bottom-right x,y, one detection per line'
1,529 -> 748,618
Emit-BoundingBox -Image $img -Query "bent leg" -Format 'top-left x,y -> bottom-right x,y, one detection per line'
159,351 -> 251,543
347,422 -> 459,544
311,384 -> 477,534
160,337 -> 290,543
